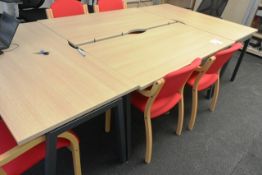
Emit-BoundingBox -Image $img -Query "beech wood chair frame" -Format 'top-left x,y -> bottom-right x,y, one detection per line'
0,131 -> 82,175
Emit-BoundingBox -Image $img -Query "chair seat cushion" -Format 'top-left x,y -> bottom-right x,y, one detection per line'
131,91 -> 181,119
187,72 -> 219,91
0,120 -> 73,175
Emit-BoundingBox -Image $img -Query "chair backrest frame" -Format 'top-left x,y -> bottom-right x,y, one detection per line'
143,58 -> 201,117
156,58 -> 202,101
207,42 -> 242,74
0,167 -> 7,175
192,56 -> 216,90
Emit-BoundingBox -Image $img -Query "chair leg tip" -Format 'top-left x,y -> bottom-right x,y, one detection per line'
145,159 -> 151,164
188,126 -> 194,131
176,131 -> 182,136
209,108 -> 215,112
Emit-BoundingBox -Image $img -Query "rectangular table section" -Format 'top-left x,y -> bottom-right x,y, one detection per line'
0,22 -> 136,145
1,3 -> 253,148
141,4 -> 257,41
40,8 -> 172,45
81,23 -> 234,89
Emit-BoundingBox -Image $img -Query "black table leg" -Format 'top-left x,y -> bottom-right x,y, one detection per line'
45,132 -> 57,175
206,86 -> 214,99
44,98 -> 125,175
230,39 -> 250,82
114,98 -> 127,163
123,95 -> 131,160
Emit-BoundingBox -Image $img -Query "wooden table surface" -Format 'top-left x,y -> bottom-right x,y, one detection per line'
0,22 -> 136,145
0,4 -> 255,145
141,4 -> 257,41
40,8 -> 172,45
82,23 -> 234,88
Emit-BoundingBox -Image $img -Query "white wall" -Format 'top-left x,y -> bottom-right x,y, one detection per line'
193,0 -> 201,10
193,0 -> 259,25
222,0 -> 259,25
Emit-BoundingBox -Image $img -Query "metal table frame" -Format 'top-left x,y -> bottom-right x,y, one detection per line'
230,39 -> 250,81
44,97 -> 126,175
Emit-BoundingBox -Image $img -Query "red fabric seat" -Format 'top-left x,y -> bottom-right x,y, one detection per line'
186,43 -> 243,131
50,0 -> 85,18
0,120 -> 76,175
130,58 -> 201,163
132,92 -> 181,119
187,42 -> 243,90
97,0 -> 124,12
187,72 -> 219,91
131,58 -> 202,119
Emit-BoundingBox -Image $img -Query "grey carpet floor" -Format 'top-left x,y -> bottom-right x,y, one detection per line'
24,52 -> 262,175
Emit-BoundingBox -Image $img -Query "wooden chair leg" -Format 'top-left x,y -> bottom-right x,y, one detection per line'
0,168 -> 7,175
60,132 -> 82,175
188,88 -> 198,130
176,96 -> 184,135
210,78 -> 220,112
70,143 -> 82,175
144,115 -> 153,164
105,110 -> 111,133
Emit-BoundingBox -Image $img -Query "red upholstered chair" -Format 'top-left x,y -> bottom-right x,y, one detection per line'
131,58 -> 201,163
94,0 -> 127,13
187,43 -> 242,130
0,119 -> 82,175
46,0 -> 88,19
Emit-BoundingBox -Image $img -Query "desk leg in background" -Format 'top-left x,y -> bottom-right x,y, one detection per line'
45,132 -> 58,175
124,95 -> 132,160
230,39 -> 250,82
114,98 -> 127,162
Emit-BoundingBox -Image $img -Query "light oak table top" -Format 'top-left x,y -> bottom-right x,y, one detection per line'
141,4 -> 257,41
0,4 -> 254,145
81,23 -> 234,88
40,8 -> 172,45
0,22 -> 136,145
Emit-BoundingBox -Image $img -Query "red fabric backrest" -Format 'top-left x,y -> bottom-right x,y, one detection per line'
98,0 -> 124,12
0,120 -> 17,155
207,43 -> 242,74
155,58 -> 201,101
51,0 -> 85,18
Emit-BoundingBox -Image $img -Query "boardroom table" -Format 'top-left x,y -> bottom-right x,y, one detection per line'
0,4 -> 256,175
